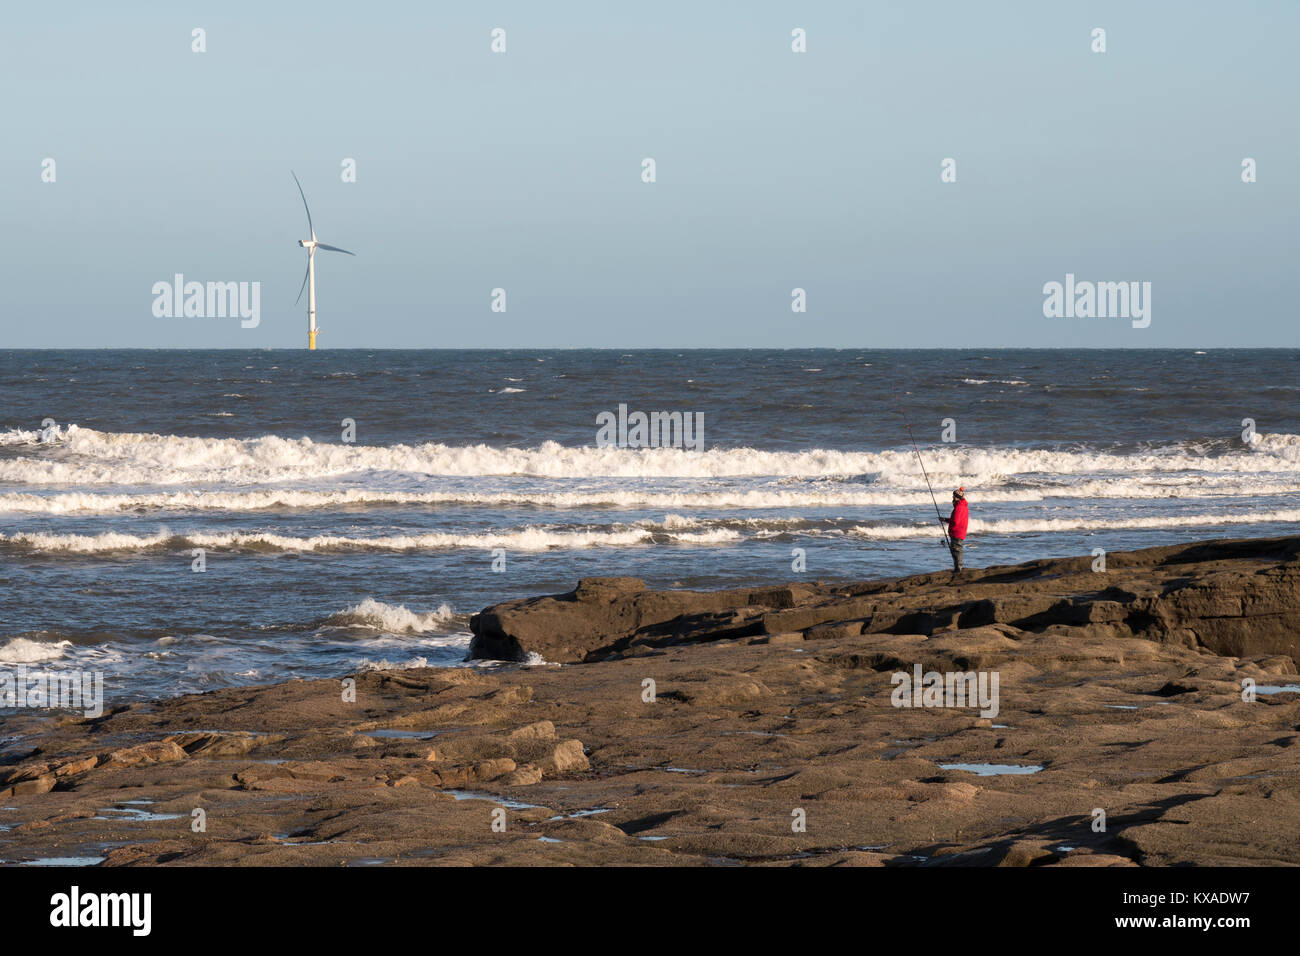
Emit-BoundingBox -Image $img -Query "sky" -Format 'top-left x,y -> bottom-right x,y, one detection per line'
2,0 -> 1295,348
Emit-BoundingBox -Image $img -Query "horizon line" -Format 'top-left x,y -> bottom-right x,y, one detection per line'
3,346 -> 1298,352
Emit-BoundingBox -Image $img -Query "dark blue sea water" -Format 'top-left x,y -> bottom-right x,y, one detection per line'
1,349 -> 1297,702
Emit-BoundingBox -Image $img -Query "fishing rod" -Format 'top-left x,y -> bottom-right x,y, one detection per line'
893,390 -> 951,549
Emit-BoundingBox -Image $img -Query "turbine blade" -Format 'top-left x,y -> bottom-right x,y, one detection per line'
291,171 -> 313,238
295,259 -> 310,305
315,242 -> 356,256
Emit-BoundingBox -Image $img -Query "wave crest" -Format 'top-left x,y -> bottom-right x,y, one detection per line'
2,425 -> 1297,488
323,599 -> 455,634
0,636 -> 72,663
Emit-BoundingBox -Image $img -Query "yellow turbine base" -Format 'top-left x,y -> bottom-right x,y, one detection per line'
308,330 -> 317,350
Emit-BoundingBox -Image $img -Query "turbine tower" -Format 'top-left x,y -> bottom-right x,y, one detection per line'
292,171 -> 355,350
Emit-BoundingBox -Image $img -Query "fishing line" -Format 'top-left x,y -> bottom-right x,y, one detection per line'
893,389 -> 951,549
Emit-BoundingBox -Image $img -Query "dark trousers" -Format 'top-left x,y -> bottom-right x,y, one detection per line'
948,537 -> 964,571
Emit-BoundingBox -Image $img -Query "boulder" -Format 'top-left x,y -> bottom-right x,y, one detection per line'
104,740 -> 188,767
540,740 -> 589,776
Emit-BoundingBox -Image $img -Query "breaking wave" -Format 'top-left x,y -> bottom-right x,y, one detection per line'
0,523 -> 742,554
322,599 -> 456,634
848,508 -> 1300,540
1,510 -> 1296,555
0,636 -> 72,663
0,472 -> 1296,515
2,425 -> 1297,488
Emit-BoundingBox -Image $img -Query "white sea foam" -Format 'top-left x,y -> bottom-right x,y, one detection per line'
2,507 -> 1295,555
0,471 -> 1295,516
1,426 -> 1296,488
0,636 -> 72,663
848,508 -> 1300,540
324,599 -> 455,634
0,526 -> 669,554
356,656 -> 432,673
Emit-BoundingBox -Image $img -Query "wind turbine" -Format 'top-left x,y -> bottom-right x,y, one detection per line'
292,171 -> 355,350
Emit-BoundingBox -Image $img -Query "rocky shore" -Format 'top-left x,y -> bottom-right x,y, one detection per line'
2,535 -> 1298,866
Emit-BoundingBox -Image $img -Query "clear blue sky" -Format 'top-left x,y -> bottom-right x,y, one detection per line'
2,1 -> 1295,348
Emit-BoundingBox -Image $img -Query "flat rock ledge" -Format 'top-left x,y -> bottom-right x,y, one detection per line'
0,535 -> 1297,866
469,536 -> 1300,665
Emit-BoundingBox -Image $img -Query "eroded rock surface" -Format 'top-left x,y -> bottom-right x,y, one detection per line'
1,536 -> 1297,866
470,536 -> 1300,665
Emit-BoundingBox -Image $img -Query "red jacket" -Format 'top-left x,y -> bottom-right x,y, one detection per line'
947,499 -> 968,540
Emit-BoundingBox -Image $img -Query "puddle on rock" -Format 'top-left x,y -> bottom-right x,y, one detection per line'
1257,685 -> 1300,695
446,790 -> 544,811
18,856 -> 106,867
95,806 -> 185,822
620,764 -> 711,775
938,762 -> 1044,776
547,807 -> 612,821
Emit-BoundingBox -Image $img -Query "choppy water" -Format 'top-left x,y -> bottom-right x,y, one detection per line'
1,348 -> 1297,704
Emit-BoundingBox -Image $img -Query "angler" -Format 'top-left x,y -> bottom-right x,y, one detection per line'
940,487 -> 969,573
893,391 -> 965,576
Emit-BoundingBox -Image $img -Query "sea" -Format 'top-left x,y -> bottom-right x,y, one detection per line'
1,349 -> 1297,704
